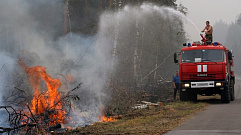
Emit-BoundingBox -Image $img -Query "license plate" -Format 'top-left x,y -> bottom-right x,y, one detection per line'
197,83 -> 208,86
197,74 -> 207,77
191,81 -> 214,88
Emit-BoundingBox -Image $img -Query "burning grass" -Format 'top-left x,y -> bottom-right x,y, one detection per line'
0,60 -> 83,134
99,116 -> 116,122
61,101 -> 209,135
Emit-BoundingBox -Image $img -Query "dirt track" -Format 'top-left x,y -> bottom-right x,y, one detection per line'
165,77 -> 241,135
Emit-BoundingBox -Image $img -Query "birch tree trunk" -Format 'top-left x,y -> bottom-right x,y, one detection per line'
110,0 -> 122,82
138,26 -> 145,83
134,17 -> 140,86
154,55 -> 158,81
64,0 -> 72,58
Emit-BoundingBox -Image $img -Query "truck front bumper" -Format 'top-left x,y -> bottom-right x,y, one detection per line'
180,80 -> 227,94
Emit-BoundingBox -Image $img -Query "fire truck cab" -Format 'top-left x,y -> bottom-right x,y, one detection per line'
174,41 -> 235,103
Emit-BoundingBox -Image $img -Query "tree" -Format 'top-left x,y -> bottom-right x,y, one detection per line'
67,0 -> 179,35
213,20 -> 228,44
225,22 -> 241,74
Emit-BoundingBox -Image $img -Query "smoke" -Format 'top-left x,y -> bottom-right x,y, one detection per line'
0,52 -> 16,127
0,0 -> 187,128
97,3 -> 187,87
0,52 -> 16,104
0,0 -> 119,128
213,15 -> 241,75
213,15 -> 241,99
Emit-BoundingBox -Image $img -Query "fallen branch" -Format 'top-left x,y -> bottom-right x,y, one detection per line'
0,106 -> 17,121
26,105 -> 37,123
0,123 -> 37,133
0,106 -> 37,134
0,127 -> 13,133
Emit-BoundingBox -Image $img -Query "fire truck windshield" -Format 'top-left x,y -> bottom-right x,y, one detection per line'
182,49 -> 223,63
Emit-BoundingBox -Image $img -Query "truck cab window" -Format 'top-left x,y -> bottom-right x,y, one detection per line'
182,49 -> 223,63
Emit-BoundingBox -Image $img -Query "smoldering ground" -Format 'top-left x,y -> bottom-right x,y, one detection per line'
0,0 -> 187,128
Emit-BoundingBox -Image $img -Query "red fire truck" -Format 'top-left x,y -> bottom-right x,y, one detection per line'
174,36 -> 235,103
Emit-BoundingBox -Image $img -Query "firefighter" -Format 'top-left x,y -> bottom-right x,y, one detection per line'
173,71 -> 179,100
201,21 -> 213,42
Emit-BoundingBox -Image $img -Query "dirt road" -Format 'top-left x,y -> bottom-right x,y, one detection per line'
165,78 -> 241,135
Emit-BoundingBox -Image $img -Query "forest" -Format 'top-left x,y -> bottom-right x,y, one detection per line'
1,0 -> 240,134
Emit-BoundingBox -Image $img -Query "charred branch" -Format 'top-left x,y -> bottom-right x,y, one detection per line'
4,86 -> 27,105
0,106 -> 37,134
0,123 -> 37,133
26,105 -> 38,127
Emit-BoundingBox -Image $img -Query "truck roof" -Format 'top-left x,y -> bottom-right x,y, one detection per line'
182,44 -> 227,51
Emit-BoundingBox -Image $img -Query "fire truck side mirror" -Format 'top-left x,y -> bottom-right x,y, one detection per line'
174,53 -> 178,63
228,51 -> 232,60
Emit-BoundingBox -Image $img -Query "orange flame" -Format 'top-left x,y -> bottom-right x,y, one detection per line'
100,116 -> 116,122
98,107 -> 116,122
19,60 -> 66,125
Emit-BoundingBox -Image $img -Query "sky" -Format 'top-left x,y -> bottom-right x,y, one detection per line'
176,0 -> 241,42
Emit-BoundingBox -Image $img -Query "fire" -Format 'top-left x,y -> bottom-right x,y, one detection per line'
98,107 -> 116,122
100,116 -> 116,122
19,60 -> 66,125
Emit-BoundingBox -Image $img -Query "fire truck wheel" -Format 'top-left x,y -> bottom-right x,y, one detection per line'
230,79 -> 235,101
188,90 -> 197,102
180,90 -> 188,101
221,86 -> 230,103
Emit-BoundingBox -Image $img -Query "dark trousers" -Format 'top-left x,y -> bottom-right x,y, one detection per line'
206,34 -> 213,42
174,83 -> 179,100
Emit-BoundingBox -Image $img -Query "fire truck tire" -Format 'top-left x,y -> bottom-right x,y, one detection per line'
188,91 -> 197,102
180,91 -> 188,101
221,86 -> 230,103
230,79 -> 235,101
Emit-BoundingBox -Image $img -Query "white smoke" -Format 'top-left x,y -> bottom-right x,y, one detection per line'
0,53 -> 16,105
0,0 -> 113,126
0,52 -> 16,127
0,0 -> 187,128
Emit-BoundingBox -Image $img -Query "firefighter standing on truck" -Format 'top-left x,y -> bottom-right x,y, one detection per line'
173,71 -> 179,100
201,21 -> 213,42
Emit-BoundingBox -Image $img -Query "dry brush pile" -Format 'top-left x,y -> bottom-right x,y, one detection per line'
0,59 -> 82,134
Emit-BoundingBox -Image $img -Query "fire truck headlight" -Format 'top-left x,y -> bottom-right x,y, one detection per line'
184,83 -> 190,87
216,82 -> 222,86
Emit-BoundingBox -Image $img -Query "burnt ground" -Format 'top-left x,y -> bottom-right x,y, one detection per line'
60,101 -> 209,135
